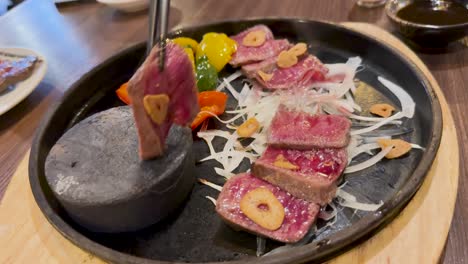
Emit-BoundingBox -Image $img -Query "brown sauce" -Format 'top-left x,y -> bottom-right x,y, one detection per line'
397,1 -> 468,25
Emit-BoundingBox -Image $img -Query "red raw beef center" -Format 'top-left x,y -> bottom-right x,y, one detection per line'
216,173 -> 320,243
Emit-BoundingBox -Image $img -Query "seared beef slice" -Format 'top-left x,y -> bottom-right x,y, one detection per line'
216,173 -> 319,243
268,106 -> 351,149
0,56 -> 37,92
229,25 -> 290,67
243,55 -> 328,90
252,147 -> 347,205
128,43 -> 199,160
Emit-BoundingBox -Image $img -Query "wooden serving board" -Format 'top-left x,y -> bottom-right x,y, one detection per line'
0,23 -> 459,264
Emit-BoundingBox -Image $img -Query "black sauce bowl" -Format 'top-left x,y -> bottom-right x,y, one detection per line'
385,0 -> 468,47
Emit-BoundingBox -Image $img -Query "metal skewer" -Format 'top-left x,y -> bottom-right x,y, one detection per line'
147,0 -> 170,71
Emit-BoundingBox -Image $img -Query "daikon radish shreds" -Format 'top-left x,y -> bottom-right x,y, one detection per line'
345,91 -> 362,112
198,133 -> 217,158
195,55 -> 421,244
198,130 -> 232,138
361,135 -> 391,143
350,112 -> 404,135
198,110 -> 245,124
336,189 -> 383,211
411,143 -> 425,150
256,237 -> 266,257
205,196 -> 217,206
318,202 -> 338,221
346,137 -> 424,162
348,113 -> 388,122
216,71 -> 242,91
214,167 -> 235,179
378,76 -> 415,118
347,142 -> 380,161
223,78 -> 240,101
359,127 -> 413,137
345,146 -> 393,173
238,83 -> 253,107
346,57 -> 362,95
263,225 -> 318,256
350,77 -> 415,135
322,56 -> 362,97
198,178 -> 223,192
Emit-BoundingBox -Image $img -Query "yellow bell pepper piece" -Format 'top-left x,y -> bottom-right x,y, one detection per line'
172,37 -> 198,70
196,33 -> 237,72
183,47 -> 195,70
172,37 -> 198,53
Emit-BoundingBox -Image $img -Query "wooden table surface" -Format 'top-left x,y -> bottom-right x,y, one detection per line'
0,0 -> 466,263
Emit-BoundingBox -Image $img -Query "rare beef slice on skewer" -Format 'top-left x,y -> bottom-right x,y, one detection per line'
216,173 -> 320,243
128,42 -> 199,160
268,105 -> 351,149
252,146 -> 347,206
44,43 -> 199,232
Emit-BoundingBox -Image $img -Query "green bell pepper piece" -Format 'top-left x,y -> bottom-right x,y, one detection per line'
195,55 -> 218,92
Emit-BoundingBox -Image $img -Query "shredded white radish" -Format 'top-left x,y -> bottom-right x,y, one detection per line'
318,202 -> 338,221
348,143 -> 380,161
198,130 -> 232,138
225,124 -> 238,130
361,135 -> 391,143
224,78 -> 240,101
198,110 -> 245,124
195,54 -> 422,247
345,91 -> 362,112
350,112 -> 404,135
214,167 -> 235,179
198,178 -> 223,192
256,237 -> 266,257
238,83 -> 252,107
200,150 -> 256,164
346,136 -> 361,157
224,154 -> 246,172
348,113 -> 388,122
205,196 -> 217,206
346,57 -> 362,94
216,71 -> 242,91
348,138 -> 424,162
378,76 -> 415,118
243,87 -> 261,107
411,143 -> 425,150
345,146 -> 393,173
336,189 -> 383,211
338,180 -> 348,189
332,99 -> 355,113
198,134 -> 217,157
263,225 -> 318,256
347,77 -> 414,134
321,57 -> 362,97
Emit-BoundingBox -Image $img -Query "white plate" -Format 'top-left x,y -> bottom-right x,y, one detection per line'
0,47 -> 47,116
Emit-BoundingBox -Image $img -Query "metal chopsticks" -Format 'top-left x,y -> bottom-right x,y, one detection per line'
147,0 -> 171,71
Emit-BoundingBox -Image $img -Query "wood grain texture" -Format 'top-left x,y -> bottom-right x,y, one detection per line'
0,22 -> 459,264
0,0 -> 466,263
0,151 -> 106,264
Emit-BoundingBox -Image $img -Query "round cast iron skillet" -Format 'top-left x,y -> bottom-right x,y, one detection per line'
29,18 -> 442,264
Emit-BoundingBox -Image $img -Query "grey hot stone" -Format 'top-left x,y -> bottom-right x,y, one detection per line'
45,106 -> 194,233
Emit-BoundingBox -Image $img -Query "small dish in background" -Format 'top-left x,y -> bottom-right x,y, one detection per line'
386,0 -> 468,47
0,47 -> 47,116
96,0 -> 149,13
